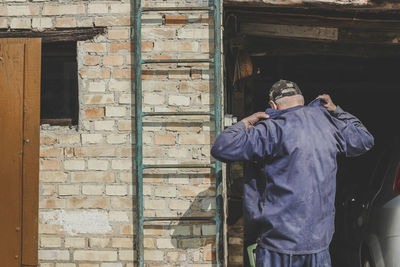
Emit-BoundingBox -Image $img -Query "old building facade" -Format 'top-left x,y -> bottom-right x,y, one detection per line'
0,0 -> 398,266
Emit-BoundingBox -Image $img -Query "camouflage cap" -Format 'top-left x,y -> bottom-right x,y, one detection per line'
269,80 -> 302,102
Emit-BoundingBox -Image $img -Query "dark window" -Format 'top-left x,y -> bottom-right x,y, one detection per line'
41,42 -> 78,125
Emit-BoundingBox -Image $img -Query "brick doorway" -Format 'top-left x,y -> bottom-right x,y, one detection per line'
0,38 -> 41,267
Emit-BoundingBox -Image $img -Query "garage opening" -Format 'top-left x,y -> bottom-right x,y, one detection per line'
224,6 -> 400,267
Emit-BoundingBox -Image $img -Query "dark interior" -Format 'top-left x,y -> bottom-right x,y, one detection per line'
225,33 -> 400,266
41,42 -> 78,125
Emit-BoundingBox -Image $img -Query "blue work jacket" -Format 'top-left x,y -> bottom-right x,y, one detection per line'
211,99 -> 374,254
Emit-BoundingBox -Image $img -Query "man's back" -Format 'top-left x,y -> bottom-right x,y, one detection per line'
211,99 -> 374,254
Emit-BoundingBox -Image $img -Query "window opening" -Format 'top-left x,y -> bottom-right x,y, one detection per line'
40,42 -> 78,126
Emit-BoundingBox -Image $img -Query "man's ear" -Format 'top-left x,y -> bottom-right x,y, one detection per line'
269,100 -> 278,110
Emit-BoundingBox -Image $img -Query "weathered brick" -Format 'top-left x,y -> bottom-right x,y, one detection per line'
111,237 -> 133,248
111,159 -> 131,170
59,185 -> 80,195
87,81 -> 106,92
108,28 -> 129,40
56,17 -> 76,28
64,160 -> 85,171
109,42 -> 131,53
164,15 -> 186,26
154,134 -> 175,145
74,147 -> 117,157
88,3 -> 109,14
106,134 -> 127,144
109,80 -> 130,92
84,94 -> 114,105
80,68 -> 111,79
42,5 -> 85,15
144,250 -> 163,261
8,5 -> 39,16
42,185 -> 56,196
168,95 -> 190,106
108,211 -> 129,222
41,237 -> 62,248
84,55 -> 100,66
32,18 -> 53,29
167,251 -> 188,262
105,185 -> 127,196
10,18 -> 31,29
110,3 -> 130,14
40,147 -> 63,158
95,16 -> 130,27
83,43 -> 107,53
39,199 -> 66,209
119,250 -> 134,261
74,250 -> 117,261
117,120 -> 131,131
71,172 -> 115,183
82,185 -> 104,195
84,107 -> 104,118
119,94 -> 132,104
65,237 -> 86,248
67,198 -> 109,209
40,159 -> 61,171
39,250 -> 70,261
89,238 -> 110,248
143,93 -> 165,105
82,134 -> 103,144
110,197 -> 133,209
105,106 -> 126,117
0,18 -> 8,29
179,134 -> 211,144
103,55 -> 124,66
94,120 -> 115,131
112,68 -> 132,79
88,159 -> 108,171
59,134 -> 80,145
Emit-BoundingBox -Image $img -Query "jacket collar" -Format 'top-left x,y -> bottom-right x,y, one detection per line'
265,98 -> 322,119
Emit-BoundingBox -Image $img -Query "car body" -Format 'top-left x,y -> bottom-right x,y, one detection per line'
345,137 -> 400,267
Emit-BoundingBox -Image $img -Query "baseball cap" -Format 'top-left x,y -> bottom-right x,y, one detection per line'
269,80 -> 302,102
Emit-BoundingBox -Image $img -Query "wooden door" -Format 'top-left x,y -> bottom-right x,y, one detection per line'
0,38 -> 41,267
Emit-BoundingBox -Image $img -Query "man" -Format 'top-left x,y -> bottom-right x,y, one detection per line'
211,80 -> 374,267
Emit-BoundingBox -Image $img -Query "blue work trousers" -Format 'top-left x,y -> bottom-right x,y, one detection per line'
255,247 -> 332,267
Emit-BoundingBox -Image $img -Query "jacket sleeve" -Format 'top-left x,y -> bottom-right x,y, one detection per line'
211,120 -> 277,162
332,106 -> 374,157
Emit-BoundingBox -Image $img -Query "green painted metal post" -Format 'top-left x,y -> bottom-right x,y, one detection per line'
134,1 -> 144,266
213,0 -> 224,266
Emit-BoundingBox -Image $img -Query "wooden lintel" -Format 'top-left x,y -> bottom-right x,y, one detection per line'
0,28 -> 106,43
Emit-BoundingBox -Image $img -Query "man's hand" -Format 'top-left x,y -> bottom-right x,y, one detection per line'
241,112 -> 270,129
317,94 -> 337,112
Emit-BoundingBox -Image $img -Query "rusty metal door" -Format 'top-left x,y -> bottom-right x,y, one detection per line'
0,38 -> 41,267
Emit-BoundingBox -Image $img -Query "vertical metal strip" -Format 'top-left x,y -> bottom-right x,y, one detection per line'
213,0 -> 224,266
134,1 -> 144,267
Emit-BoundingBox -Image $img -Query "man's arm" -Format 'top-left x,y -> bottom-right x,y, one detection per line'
317,94 -> 374,157
211,112 -> 274,162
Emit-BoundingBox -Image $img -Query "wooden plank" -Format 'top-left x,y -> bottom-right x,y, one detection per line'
0,39 -> 25,267
240,23 -> 339,40
0,28 -> 105,43
22,38 -> 41,266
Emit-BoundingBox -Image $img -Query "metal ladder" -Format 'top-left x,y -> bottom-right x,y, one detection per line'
133,1 -> 224,266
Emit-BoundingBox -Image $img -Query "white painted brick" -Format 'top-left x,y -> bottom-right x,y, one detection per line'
10,18 -> 31,29
64,160 -> 85,171
32,18 -> 53,29
88,3 -> 109,14
88,159 -> 109,171
119,94 -> 132,104
65,237 -> 86,248
156,238 -> 176,249
143,93 -> 165,105
110,3 -> 130,14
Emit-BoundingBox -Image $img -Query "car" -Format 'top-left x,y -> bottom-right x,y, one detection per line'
341,137 -> 400,267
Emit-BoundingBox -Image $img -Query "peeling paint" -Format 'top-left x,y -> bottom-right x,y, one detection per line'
40,210 -> 112,236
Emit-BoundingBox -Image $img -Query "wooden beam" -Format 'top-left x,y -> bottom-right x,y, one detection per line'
0,28 -> 106,43
234,36 -> 400,57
